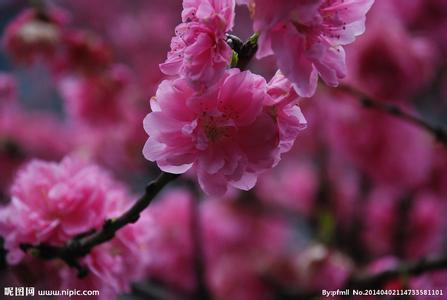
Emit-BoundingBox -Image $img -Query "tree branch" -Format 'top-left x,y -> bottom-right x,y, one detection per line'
348,255 -> 447,290
20,171 -> 180,277
338,84 -> 447,147
277,254 -> 447,299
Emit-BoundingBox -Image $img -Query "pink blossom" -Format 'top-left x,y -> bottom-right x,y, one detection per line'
143,69 -> 281,196
0,156 -> 129,264
265,71 -> 307,154
0,156 -> 151,298
182,0 -> 236,29
60,214 -> 153,299
2,8 -> 68,65
58,64 -> 133,126
345,0 -> 436,102
241,0 -> 374,97
9,213 -> 153,300
160,0 -> 235,90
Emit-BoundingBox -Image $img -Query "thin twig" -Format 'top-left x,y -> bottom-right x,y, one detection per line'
338,84 -> 447,147
21,172 -> 180,277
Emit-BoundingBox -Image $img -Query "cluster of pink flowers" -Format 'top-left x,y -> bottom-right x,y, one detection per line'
160,0 -> 235,90
142,0 -> 377,196
2,4 -> 153,173
144,0 -> 325,196
144,69 -> 306,196
0,157 -> 152,298
238,0 -> 375,97
2,0 -> 447,299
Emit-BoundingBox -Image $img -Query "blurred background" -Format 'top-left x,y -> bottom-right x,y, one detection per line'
0,0 -> 447,299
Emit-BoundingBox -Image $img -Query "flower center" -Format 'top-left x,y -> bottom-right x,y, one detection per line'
203,120 -> 228,142
199,114 -> 232,143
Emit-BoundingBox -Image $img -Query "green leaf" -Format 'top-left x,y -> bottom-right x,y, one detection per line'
231,50 -> 239,68
248,32 -> 259,45
318,210 -> 335,244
